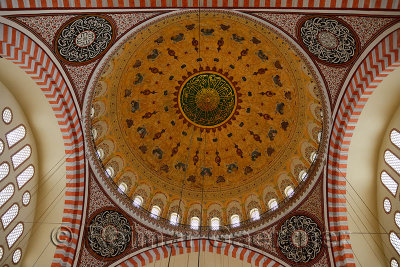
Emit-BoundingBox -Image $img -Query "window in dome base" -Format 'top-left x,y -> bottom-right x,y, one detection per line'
105,166 -> 114,178
250,208 -> 260,221
268,199 -> 278,211
170,213 -> 180,226
118,182 -> 127,194
191,217 -> 200,230
133,196 -> 143,207
230,214 -> 240,228
150,205 -> 161,219
2,108 -> 12,124
16,165 -> 34,189
284,186 -> 294,198
210,217 -> 220,231
391,258 -> 399,267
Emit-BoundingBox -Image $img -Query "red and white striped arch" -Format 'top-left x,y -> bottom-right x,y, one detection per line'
117,240 -> 284,267
327,28 -> 400,266
0,0 -> 399,9
0,24 -> 85,266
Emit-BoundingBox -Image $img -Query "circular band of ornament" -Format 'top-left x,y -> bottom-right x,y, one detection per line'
87,210 -> 132,259
174,68 -> 241,131
277,215 -> 323,263
298,16 -> 359,65
55,15 -> 115,64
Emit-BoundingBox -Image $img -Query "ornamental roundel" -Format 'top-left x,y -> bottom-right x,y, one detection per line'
55,15 -> 115,64
87,210 -> 132,258
177,71 -> 239,129
298,16 -> 359,65
277,215 -> 323,263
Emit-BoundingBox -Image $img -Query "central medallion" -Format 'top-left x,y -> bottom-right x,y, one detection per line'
178,71 -> 237,129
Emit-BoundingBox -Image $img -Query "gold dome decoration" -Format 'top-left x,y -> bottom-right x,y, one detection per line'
90,11 -> 325,226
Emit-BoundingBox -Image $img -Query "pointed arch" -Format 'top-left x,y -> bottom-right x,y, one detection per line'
0,24 -> 85,266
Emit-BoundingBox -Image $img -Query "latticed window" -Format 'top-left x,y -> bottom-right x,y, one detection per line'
385,150 -> 400,175
6,223 -> 23,248
16,165 -> 34,189
391,130 -> 400,149
6,125 -> 26,148
381,171 -> 398,196
0,162 -> 9,182
0,184 -> 14,208
390,232 -> 400,256
384,198 -> 392,213
1,204 -> 19,229
11,145 -> 31,169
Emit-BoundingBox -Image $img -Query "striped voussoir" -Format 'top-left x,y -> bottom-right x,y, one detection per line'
0,24 -> 85,266
327,28 -> 400,267
118,239 -> 283,267
0,0 -> 399,9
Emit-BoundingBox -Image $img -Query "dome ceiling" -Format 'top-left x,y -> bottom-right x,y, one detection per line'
90,10 -> 325,223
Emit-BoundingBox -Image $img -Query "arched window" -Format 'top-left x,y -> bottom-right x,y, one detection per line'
1,204 -> 19,229
6,223 -> 23,248
284,186 -> 294,198
230,214 -> 240,227
210,217 -> 220,230
268,199 -> 278,211
250,208 -> 260,221
390,129 -> 400,149
150,205 -> 161,218
310,151 -> 317,163
190,217 -> 200,230
385,150 -> 400,175
299,170 -> 308,181
317,131 -> 322,143
16,165 -> 34,189
390,232 -> 400,256
0,184 -> 14,208
92,128 -> 98,140
170,212 -> 180,226
11,145 -> 31,169
381,171 -> 398,196
384,198 -> 391,213
105,166 -> 114,178
96,148 -> 104,159
118,182 -> 127,193
6,125 -> 26,148
90,106 -> 95,118
133,196 -> 143,207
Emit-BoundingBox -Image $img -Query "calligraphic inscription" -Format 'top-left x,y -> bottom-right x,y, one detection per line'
179,72 -> 237,128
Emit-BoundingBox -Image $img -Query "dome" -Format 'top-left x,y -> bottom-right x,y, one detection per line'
87,10 -> 326,230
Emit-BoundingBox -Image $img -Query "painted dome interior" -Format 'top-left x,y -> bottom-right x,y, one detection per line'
90,11 -> 325,228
